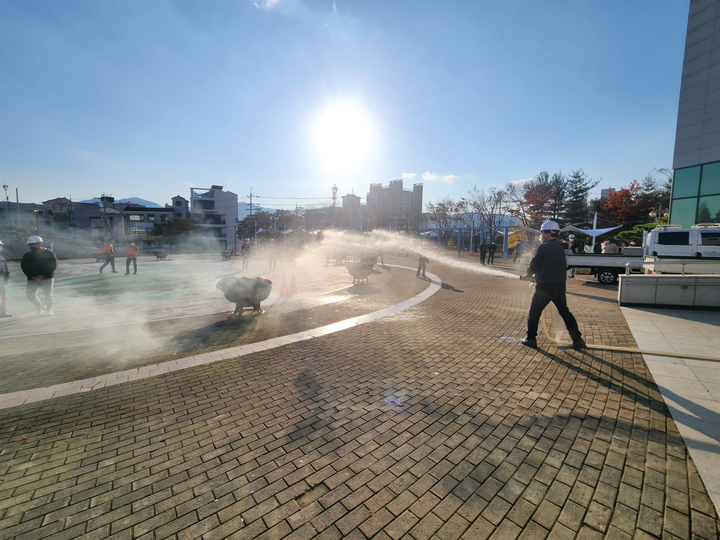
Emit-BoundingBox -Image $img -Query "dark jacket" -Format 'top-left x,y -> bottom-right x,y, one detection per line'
526,239 -> 567,284
21,248 -> 57,280
0,255 -> 8,281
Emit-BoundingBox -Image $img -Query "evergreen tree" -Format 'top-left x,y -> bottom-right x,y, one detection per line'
523,171 -> 567,225
562,169 -> 598,225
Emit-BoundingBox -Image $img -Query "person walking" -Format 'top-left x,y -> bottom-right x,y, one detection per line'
513,241 -> 524,262
519,221 -> 585,349
240,241 -> 250,270
479,242 -> 487,264
21,235 -> 58,316
124,242 -> 139,275
99,240 -> 117,273
488,241 -> 497,264
0,240 -> 11,318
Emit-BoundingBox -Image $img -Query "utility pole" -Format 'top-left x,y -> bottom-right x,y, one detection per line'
331,183 -> 338,227
100,193 -> 114,239
247,187 -> 255,216
2,184 -> 8,227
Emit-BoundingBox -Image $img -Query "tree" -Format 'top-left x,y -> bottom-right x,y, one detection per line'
467,185 -> 509,241
548,172 -> 567,221
522,171 -> 566,225
562,169 -> 598,225
152,218 -> 202,245
426,197 -> 464,245
601,175 -> 670,229
504,182 -> 533,226
639,174 -> 670,222
236,211 -> 273,240
601,181 -> 649,228
273,210 -> 303,231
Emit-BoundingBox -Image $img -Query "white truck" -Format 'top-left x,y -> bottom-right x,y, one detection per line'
567,223 -> 720,284
566,248 -> 644,285
642,223 -> 720,274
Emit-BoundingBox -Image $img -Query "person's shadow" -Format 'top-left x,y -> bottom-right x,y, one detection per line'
164,316 -> 257,354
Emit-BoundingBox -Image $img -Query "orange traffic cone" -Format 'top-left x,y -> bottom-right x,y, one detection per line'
280,274 -> 288,296
289,274 -> 297,295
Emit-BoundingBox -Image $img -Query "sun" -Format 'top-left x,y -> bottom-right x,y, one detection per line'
313,103 -> 373,175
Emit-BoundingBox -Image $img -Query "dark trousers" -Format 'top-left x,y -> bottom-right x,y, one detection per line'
488,251 -> 495,264
99,255 -> 115,272
126,257 -> 137,273
527,282 -> 582,341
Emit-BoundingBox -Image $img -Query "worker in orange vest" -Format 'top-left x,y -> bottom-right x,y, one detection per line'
125,242 -> 139,275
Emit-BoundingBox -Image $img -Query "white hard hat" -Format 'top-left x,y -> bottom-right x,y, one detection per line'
26,235 -> 43,244
569,234 -> 575,239
540,221 -> 560,231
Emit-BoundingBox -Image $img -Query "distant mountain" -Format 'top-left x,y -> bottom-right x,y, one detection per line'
120,197 -> 162,207
81,197 -> 162,207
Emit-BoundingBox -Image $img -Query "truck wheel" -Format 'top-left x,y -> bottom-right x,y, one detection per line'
597,270 -> 617,285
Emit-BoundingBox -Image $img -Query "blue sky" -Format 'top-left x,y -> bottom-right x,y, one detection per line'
1,0 -> 688,211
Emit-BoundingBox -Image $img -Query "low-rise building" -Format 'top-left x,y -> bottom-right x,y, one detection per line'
190,186 -> 238,250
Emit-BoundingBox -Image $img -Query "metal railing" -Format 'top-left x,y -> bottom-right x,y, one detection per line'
625,260 -> 720,275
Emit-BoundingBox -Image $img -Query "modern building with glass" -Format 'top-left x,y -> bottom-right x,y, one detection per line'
672,0 -> 720,227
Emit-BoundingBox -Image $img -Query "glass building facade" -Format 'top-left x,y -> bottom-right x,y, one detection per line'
672,1 -> 720,227
671,162 -> 720,226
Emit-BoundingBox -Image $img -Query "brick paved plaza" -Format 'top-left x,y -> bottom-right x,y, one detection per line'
0,253 -> 718,539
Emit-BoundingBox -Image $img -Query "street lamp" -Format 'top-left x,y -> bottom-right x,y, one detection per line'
649,209 -> 669,223
33,209 -> 41,233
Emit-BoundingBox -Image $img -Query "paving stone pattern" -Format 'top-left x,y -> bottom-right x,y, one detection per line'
0,259 -> 718,539
0,262 -> 425,394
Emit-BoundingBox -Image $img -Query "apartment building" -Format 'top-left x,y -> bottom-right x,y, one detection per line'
366,179 -> 423,229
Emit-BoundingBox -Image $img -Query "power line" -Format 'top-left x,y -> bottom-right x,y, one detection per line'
256,196 -> 334,200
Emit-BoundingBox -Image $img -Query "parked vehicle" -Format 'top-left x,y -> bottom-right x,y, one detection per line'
643,223 -> 720,259
568,224 -> 720,284
566,248 -> 644,284
641,223 -> 720,275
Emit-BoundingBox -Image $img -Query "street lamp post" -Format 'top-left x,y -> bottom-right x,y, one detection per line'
33,209 -> 41,234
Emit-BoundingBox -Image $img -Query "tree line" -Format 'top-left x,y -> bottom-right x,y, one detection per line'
426,169 -> 671,244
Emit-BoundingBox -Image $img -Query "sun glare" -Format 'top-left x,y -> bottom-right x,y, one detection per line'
314,103 -> 373,174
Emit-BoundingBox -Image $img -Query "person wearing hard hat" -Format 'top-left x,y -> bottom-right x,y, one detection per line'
0,240 -> 10,318
20,236 -> 58,316
519,221 -> 586,349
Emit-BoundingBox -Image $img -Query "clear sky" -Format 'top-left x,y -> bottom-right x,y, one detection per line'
0,0 -> 689,211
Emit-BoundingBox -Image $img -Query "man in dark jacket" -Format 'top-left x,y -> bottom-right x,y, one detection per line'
21,235 -> 58,316
479,242 -> 487,264
0,240 -> 10,317
488,241 -> 497,264
519,222 -> 585,349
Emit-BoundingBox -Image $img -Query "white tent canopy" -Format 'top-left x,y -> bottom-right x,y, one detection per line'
503,225 -> 621,238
